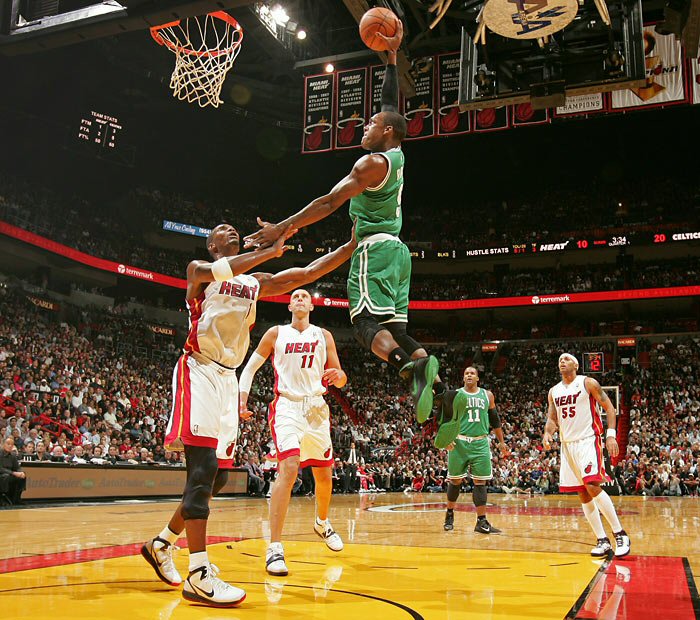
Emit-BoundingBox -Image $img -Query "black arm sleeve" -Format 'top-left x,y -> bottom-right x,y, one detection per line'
488,407 -> 501,429
381,64 -> 399,112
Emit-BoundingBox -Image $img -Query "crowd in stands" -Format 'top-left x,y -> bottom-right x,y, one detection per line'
2,276 -> 698,503
1,173 -> 699,293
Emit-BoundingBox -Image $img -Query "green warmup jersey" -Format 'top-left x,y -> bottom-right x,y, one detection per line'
349,147 -> 404,241
458,387 -> 491,437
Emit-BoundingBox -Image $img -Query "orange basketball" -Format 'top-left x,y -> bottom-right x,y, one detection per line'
359,7 -> 399,52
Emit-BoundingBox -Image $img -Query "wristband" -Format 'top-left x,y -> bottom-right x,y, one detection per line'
606,429 -> 617,439
211,257 -> 234,282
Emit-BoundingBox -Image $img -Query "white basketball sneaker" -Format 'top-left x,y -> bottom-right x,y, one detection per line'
141,537 -> 182,586
591,537 -> 613,557
613,530 -> 631,557
314,518 -> 344,552
182,562 -> 246,607
266,542 -> 289,576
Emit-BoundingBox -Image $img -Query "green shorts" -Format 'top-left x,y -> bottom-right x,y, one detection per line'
347,238 -> 411,323
447,437 -> 492,480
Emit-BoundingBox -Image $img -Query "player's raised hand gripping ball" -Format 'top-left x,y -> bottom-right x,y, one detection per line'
359,7 -> 402,51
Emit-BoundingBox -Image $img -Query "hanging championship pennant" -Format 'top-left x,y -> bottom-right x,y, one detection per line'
554,93 -> 606,117
404,57 -> 436,140
472,106 -> 510,132
437,53 -> 470,136
512,102 -> 549,126
302,73 -> 334,153
611,26 -> 685,109
692,56 -> 700,105
370,65 -> 387,116
334,68 -> 368,150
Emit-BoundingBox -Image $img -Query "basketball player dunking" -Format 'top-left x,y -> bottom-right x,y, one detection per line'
243,22 -> 457,449
543,353 -> 631,558
239,288 -> 346,576
141,224 -> 356,607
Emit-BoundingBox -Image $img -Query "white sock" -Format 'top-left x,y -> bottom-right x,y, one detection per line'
592,491 -> 623,532
316,516 -> 327,526
268,541 -> 283,554
581,500 -> 606,538
157,526 -> 179,546
188,550 -> 209,572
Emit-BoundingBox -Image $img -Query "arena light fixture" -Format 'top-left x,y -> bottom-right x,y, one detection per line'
296,28 -> 306,40
270,4 -> 289,26
325,62 -> 334,73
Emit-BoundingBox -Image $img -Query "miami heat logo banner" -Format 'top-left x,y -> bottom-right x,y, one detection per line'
404,57 -> 436,140
370,65 -> 405,116
612,26 -> 685,109
512,102 -> 549,126
334,68 -> 368,150
437,53 -> 470,136
302,74 -> 334,154
472,106 -> 510,132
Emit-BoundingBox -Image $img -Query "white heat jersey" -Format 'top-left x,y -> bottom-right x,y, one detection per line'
551,375 -> 604,443
183,273 -> 259,369
272,324 -> 327,400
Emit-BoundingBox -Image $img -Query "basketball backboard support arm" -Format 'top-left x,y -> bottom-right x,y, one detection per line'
0,0 -> 253,55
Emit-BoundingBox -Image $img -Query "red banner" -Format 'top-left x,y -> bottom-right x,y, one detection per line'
404,57 -> 436,140
512,103 -> 550,127
472,106 -> 510,132
437,53 -> 470,136
334,67 -> 368,150
0,221 -> 186,289
617,337 -> 637,347
481,343 -> 499,352
265,286 -> 700,310
2,221 -> 699,311
302,73 -> 335,153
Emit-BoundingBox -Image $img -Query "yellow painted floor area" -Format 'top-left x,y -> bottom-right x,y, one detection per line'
0,538 -> 600,620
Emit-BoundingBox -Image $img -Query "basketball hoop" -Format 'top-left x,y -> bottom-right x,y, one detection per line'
150,11 -> 243,109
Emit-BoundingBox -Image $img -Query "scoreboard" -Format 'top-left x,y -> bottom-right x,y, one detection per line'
583,352 -> 604,373
77,111 -> 122,149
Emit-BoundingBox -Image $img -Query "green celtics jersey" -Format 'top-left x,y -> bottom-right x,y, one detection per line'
458,387 -> 491,437
349,147 -> 404,241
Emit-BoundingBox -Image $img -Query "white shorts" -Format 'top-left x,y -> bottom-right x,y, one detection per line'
269,394 -> 333,468
165,354 -> 239,468
559,434 -> 611,492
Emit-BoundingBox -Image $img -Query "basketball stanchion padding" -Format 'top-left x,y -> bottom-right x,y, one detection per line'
150,11 -> 243,109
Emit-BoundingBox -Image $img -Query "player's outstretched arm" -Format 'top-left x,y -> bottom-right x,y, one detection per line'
486,390 -> 509,457
585,377 -> 619,458
255,234 -> 358,298
542,389 -> 558,450
243,156 -> 386,250
377,19 -> 402,113
321,329 -> 347,389
187,227 -> 295,288
239,327 -> 277,419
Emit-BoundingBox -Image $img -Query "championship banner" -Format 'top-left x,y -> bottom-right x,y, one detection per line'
147,323 -> 176,337
302,74 -> 334,153
692,57 -> 700,105
27,295 -> 59,312
612,26 -> 685,109
472,106 -> 510,132
437,53 -> 470,136
512,102 -> 549,126
370,65 -> 386,116
334,68 -> 368,150
554,93 -> 606,117
404,57 -> 436,140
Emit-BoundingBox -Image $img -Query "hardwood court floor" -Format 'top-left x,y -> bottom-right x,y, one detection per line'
1,493 -> 698,619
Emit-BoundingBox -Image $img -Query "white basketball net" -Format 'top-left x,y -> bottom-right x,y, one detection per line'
151,12 -> 243,109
